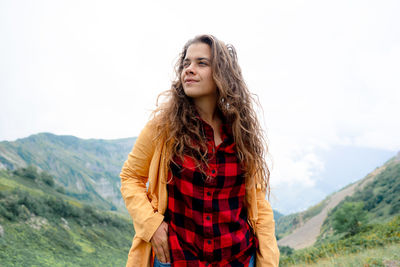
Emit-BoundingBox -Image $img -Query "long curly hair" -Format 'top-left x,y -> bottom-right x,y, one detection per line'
152,34 -> 269,191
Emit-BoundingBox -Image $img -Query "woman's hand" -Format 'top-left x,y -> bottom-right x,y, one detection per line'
151,221 -> 170,263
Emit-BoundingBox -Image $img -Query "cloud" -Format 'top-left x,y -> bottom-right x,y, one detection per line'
1,0 -> 399,213
271,183 -> 327,215
270,145 -> 325,188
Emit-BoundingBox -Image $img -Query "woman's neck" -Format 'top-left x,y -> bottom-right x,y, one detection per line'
194,97 -> 223,146
193,96 -> 219,125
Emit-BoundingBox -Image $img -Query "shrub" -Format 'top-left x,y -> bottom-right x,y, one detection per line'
332,202 -> 367,236
389,202 -> 400,215
56,186 -> 66,194
13,165 -> 39,180
279,245 -> 294,256
17,191 -> 44,216
0,204 -> 14,220
40,172 -> 55,187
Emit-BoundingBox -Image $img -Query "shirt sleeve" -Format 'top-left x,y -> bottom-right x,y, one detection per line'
255,184 -> 280,266
120,121 -> 164,243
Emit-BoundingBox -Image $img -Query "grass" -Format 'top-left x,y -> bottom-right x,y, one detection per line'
0,169 -> 135,266
288,243 -> 400,267
0,214 -> 133,266
280,216 -> 400,266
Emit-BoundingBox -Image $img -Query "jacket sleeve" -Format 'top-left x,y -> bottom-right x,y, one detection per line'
255,184 -> 280,266
120,122 -> 164,243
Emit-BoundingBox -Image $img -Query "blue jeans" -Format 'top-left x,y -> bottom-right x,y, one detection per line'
154,256 -> 171,267
248,252 -> 255,267
154,253 -> 256,267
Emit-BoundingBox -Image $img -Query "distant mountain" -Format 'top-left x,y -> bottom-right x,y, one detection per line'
276,151 -> 400,249
273,210 -> 284,221
273,145 -> 395,214
0,133 -> 136,211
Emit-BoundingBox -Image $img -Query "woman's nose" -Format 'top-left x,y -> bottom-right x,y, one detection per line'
185,63 -> 195,74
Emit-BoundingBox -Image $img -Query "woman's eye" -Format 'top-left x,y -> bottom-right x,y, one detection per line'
183,61 -> 207,68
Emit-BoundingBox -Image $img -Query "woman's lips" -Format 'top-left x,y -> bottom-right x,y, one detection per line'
185,80 -> 197,84
184,79 -> 198,84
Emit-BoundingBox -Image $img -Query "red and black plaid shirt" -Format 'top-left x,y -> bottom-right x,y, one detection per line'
165,118 -> 257,267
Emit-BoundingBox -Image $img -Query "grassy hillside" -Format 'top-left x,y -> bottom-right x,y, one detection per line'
0,133 -> 136,211
317,157 -> 400,243
288,243 -> 399,267
279,215 -> 400,266
278,155 -> 400,266
277,154 -> 400,240
0,168 -> 134,266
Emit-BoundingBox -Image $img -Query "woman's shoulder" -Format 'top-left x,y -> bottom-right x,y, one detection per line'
140,117 -> 169,141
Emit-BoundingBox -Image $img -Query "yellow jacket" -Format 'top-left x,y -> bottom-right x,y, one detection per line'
120,121 -> 280,266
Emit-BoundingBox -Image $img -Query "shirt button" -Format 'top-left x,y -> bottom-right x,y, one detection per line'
211,169 -> 216,174
205,263 -> 209,266
207,191 -> 211,196
207,240 -> 212,244
206,216 -> 210,220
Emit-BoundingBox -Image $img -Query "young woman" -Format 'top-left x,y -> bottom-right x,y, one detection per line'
120,34 -> 279,267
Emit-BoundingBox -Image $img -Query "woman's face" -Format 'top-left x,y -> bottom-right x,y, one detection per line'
181,42 -> 217,101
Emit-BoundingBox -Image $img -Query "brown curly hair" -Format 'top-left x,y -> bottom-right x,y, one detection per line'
151,34 -> 269,191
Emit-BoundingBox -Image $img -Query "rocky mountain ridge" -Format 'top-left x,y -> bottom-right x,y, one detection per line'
0,132 -> 136,211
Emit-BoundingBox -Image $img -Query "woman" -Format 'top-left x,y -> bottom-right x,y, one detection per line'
120,34 -> 279,267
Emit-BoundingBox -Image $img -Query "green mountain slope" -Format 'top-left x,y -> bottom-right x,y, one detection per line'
279,216 -> 400,266
276,152 -> 400,248
0,167 -> 134,266
317,154 -> 400,243
277,153 -> 400,266
0,133 -> 136,211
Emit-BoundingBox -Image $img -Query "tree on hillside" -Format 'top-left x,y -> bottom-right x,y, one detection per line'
40,172 -> 55,187
13,165 -> 39,180
332,202 -> 367,236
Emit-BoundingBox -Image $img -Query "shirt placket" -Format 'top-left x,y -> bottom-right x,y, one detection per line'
203,137 -> 217,263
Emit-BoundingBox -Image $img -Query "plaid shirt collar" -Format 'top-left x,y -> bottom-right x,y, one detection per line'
194,109 -> 235,154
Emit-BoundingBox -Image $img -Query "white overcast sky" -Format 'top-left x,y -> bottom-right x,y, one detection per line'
1,0 -> 399,213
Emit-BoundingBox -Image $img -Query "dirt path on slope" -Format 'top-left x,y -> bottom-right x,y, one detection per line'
277,167 -> 383,249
